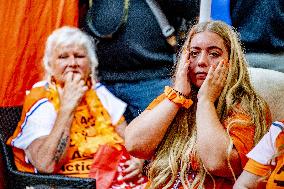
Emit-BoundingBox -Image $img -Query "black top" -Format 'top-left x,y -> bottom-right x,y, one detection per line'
85,0 -> 199,82
231,0 -> 284,53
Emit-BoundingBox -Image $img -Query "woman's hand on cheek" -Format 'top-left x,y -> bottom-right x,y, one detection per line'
173,48 -> 191,96
59,72 -> 88,110
198,60 -> 229,102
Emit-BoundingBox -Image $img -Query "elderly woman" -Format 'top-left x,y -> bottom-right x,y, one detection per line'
125,21 -> 272,188
7,26 -> 146,188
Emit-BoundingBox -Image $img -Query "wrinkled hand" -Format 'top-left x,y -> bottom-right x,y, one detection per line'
198,60 -> 229,103
119,156 -> 144,183
173,47 -> 191,96
58,72 -> 88,111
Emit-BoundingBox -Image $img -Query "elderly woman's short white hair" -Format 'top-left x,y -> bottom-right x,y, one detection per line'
43,26 -> 98,78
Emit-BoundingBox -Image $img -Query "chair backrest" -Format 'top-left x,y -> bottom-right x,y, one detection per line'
0,106 -> 22,142
249,67 -> 284,121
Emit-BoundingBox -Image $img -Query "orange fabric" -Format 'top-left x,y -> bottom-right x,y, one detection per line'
244,159 -> 272,177
47,84 -> 124,157
7,86 -> 48,145
223,111 -> 255,168
0,0 -> 78,106
267,130 -> 284,189
145,95 -> 270,188
244,123 -> 284,189
146,94 -> 166,110
7,85 -> 148,188
7,85 -> 125,176
145,178 -> 235,189
6,86 -> 48,173
164,86 -> 193,109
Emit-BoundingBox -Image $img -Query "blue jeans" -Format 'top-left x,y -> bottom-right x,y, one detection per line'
103,78 -> 172,123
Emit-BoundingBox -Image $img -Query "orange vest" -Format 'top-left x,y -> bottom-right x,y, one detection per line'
7,85 -> 124,177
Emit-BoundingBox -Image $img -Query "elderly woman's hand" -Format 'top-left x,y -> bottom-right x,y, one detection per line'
58,72 -> 88,110
198,60 -> 229,102
119,156 -> 145,182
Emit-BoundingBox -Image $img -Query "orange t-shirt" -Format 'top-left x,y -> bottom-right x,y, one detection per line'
146,94 -> 271,188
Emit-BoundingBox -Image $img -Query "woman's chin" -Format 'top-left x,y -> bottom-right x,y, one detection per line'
193,80 -> 204,89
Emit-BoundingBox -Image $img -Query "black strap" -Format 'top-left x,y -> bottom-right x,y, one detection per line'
145,0 -> 177,50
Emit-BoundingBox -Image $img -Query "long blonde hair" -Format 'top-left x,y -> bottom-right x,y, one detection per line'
148,21 -> 270,189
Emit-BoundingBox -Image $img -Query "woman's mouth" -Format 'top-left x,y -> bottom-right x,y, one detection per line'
63,70 -> 83,80
195,72 -> 207,80
65,70 -> 81,75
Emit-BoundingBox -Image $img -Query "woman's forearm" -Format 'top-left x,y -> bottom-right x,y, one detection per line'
26,106 -> 74,173
196,97 -> 242,176
233,170 -> 261,189
125,99 -> 180,159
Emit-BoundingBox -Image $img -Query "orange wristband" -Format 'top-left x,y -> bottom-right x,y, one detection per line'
164,86 -> 193,109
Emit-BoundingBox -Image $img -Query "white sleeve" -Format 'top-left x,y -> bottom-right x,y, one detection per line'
247,121 -> 283,165
95,83 -> 127,125
11,98 -> 56,150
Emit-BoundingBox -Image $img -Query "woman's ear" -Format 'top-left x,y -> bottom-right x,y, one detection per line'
86,75 -> 93,89
46,62 -> 53,76
50,75 -> 56,85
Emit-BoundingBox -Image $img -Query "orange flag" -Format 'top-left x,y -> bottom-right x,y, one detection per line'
0,0 -> 79,106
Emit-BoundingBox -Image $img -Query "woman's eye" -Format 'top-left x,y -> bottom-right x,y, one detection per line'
190,51 -> 199,57
76,54 -> 86,58
209,52 -> 220,57
58,55 -> 68,59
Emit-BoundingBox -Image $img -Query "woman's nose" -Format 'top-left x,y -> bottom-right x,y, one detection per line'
197,52 -> 209,67
68,56 -> 78,67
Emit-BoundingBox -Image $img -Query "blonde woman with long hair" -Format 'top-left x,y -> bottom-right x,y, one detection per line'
125,21 -> 272,188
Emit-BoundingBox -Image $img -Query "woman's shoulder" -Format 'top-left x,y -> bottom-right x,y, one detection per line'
94,83 -> 127,125
23,81 -> 50,110
224,105 -> 252,123
269,121 -> 284,141
94,83 -> 126,106
26,80 -> 49,96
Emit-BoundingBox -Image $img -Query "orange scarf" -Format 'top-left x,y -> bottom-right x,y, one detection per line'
47,84 -> 124,157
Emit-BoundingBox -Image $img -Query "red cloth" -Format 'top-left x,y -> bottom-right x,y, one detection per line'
89,145 -> 124,189
89,145 -> 147,189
